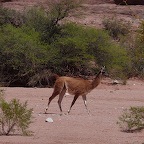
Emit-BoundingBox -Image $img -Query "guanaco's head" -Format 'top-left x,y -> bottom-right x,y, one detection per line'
95,66 -> 106,79
100,66 -> 109,77
100,66 -> 105,74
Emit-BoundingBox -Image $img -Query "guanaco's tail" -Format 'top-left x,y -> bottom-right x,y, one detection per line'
53,74 -> 59,79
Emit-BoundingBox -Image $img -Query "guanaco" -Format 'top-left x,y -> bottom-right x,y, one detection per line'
45,66 -> 105,114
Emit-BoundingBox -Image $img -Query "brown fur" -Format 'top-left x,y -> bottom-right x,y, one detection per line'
45,67 -> 105,114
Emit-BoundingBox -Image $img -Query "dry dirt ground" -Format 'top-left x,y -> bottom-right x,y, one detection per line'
0,78 -> 144,144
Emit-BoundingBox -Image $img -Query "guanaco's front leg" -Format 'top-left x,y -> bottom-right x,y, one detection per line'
68,94 -> 79,114
82,95 -> 91,115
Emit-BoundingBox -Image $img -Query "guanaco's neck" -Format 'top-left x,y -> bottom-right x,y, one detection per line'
91,71 -> 102,89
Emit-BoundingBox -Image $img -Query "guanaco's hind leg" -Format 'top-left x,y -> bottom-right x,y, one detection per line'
58,86 -> 66,113
68,94 -> 79,114
45,89 -> 59,113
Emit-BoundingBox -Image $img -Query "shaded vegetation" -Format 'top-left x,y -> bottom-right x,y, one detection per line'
0,0 -> 143,87
119,20 -> 144,78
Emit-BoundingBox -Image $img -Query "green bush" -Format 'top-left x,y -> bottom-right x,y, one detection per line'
49,23 -> 94,75
83,25 -> 130,79
24,0 -> 82,44
0,5 -> 133,86
0,6 -> 25,27
103,18 -> 144,79
0,24 -> 50,86
102,18 -> 131,40
24,6 -> 61,44
131,41 -> 144,78
117,106 -> 144,132
24,7 -> 49,38
0,21 -> 131,86
138,20 -> 144,43
120,21 -> 144,78
134,21 -> 144,77
49,23 -> 131,79
0,98 -> 33,135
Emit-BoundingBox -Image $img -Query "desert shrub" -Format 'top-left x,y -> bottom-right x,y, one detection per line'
84,26 -> 130,79
131,42 -> 144,78
27,70 -> 56,87
0,24 -> 50,86
120,21 -> 144,78
135,21 -> 144,78
24,7 -> 61,44
24,7 -> 48,35
24,0 -> 82,44
0,7 -> 13,26
138,20 -> 144,43
49,23 -> 130,79
0,6 -> 25,27
0,22 -> 129,84
48,23 -> 94,75
0,3 -> 83,86
103,18 -> 131,40
0,5 -> 132,86
117,106 -> 144,132
0,98 -> 33,135
49,37 -> 93,76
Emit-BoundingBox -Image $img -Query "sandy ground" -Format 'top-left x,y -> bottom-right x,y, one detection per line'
0,78 -> 144,144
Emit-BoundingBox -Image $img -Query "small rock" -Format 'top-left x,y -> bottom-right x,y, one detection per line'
45,117 -> 53,123
112,80 -> 119,85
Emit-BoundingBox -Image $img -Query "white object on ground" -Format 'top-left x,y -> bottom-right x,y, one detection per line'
113,80 -> 119,85
45,117 -> 53,123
